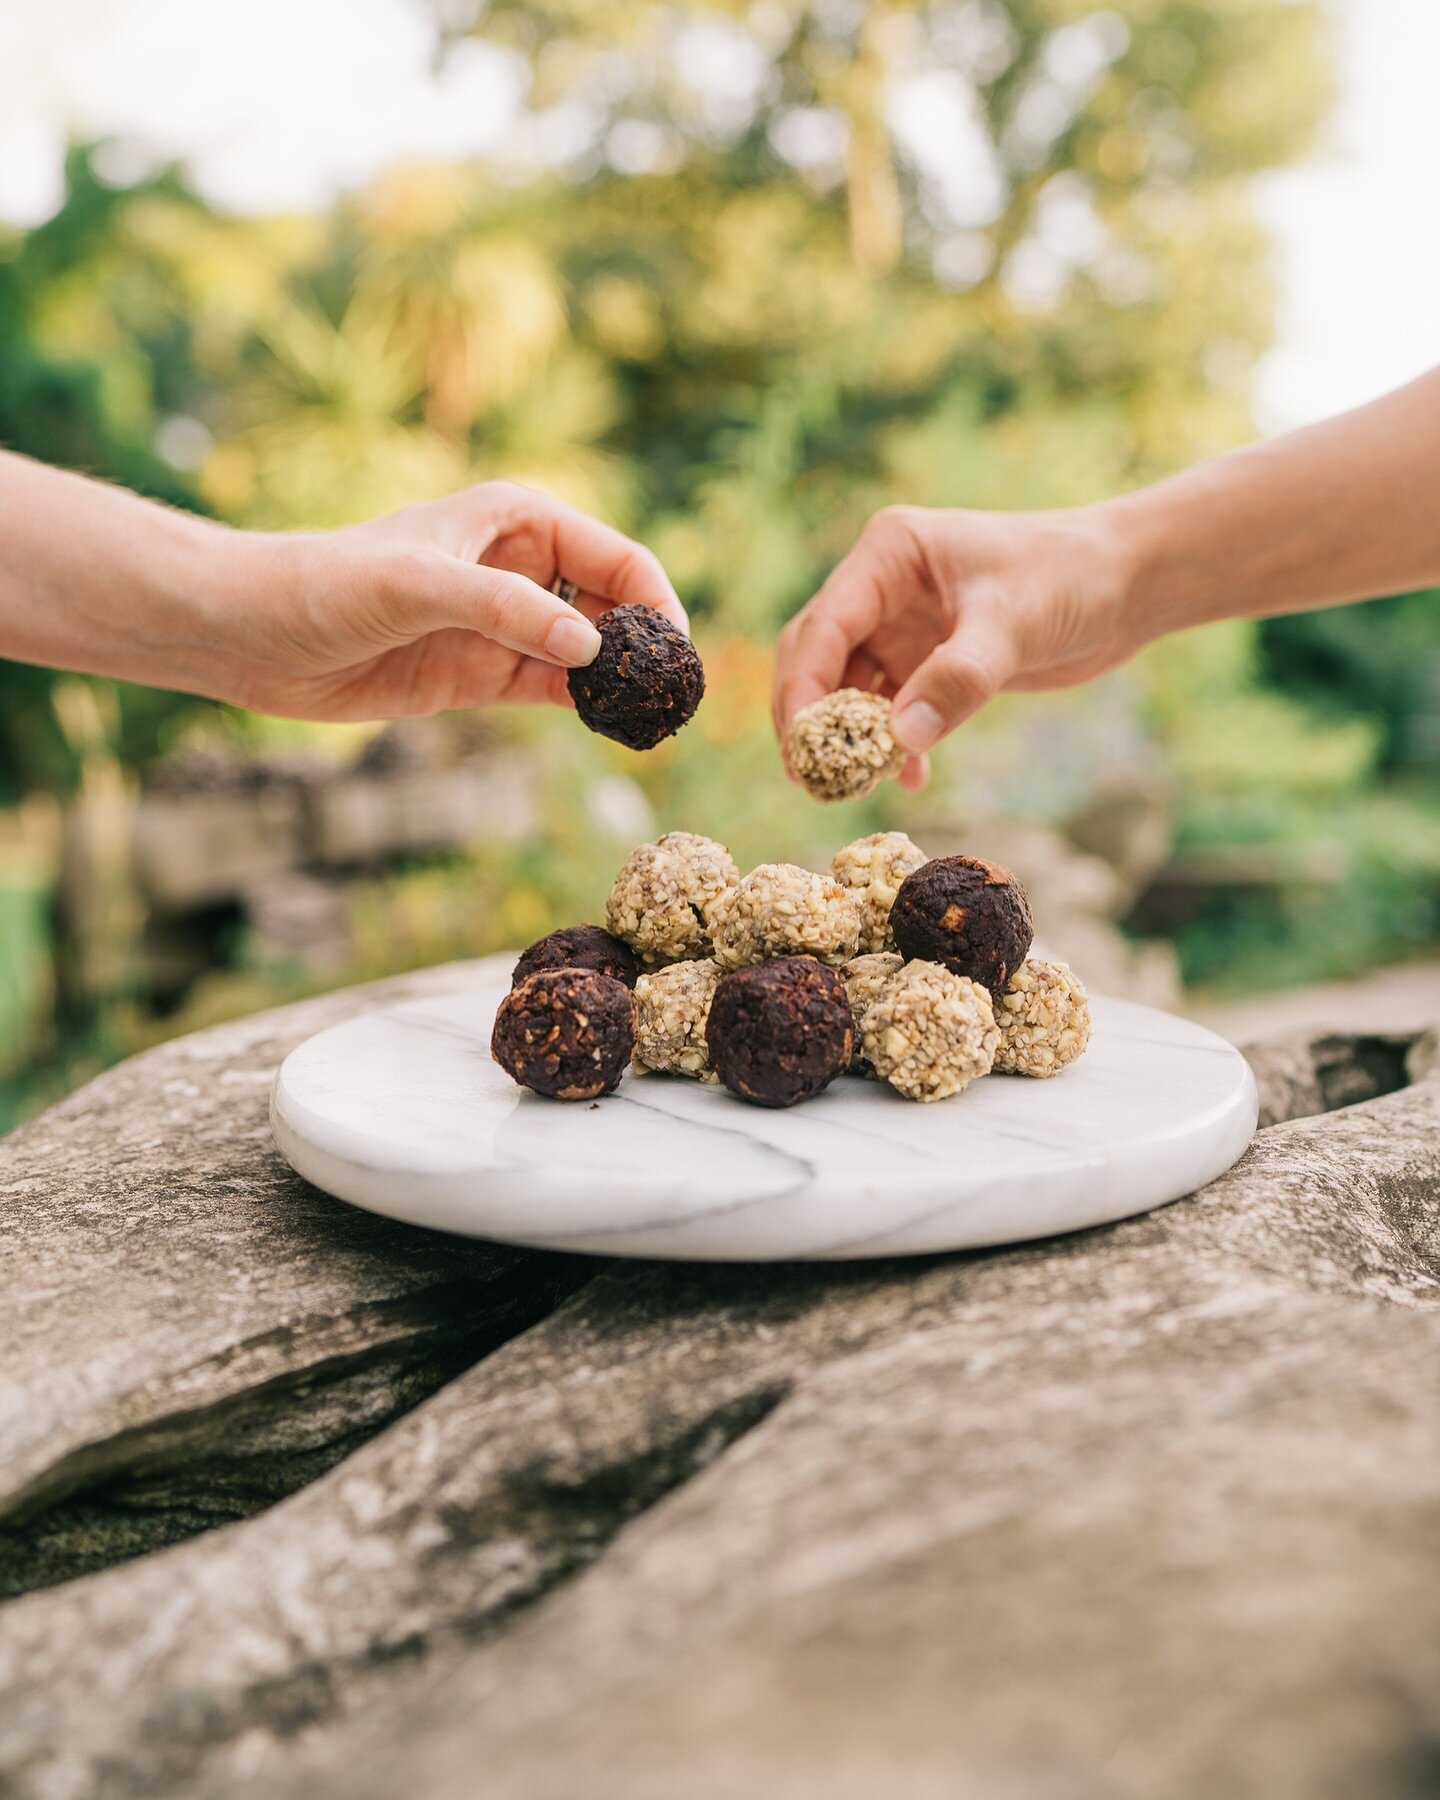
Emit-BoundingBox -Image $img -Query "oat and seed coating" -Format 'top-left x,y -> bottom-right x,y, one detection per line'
861,959 -> 999,1103
994,958 -> 1092,1077
605,831 -> 739,965
830,831 -> 928,953
890,854 -> 1034,996
710,863 -> 861,969
787,688 -> 907,803
840,951 -> 903,1074
512,923 -> 640,990
707,957 -> 853,1109
567,605 -> 705,750
490,968 -> 635,1101
633,958 -> 724,1082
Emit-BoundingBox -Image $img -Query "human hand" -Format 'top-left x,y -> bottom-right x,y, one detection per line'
772,504 -> 1136,788
217,482 -> 686,721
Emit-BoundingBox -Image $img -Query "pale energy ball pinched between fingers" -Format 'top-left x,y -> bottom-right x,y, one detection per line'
787,688 -> 907,803
633,958 -> 724,1081
710,863 -> 862,969
994,958 -> 1093,1077
830,831 -> 928,953
840,952 -> 903,1074
605,831 -> 739,965
861,959 -> 999,1103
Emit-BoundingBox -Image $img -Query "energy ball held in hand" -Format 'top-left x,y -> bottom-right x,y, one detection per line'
710,863 -> 861,968
994,958 -> 1093,1077
830,830 -> 928,953
890,855 -> 1034,996
862,960 -> 999,1103
606,831 -> 739,965
787,688 -> 906,802
707,957 -> 853,1109
568,604 -> 705,750
491,968 -> 635,1101
840,951 -> 903,1074
633,958 -> 723,1081
511,923 -> 640,990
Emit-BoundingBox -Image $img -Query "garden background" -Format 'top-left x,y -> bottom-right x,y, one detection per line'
2,0 -> 1438,1128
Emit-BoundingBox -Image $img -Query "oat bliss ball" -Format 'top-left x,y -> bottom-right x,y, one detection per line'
830,831 -> 928,953
840,951 -> 903,1074
711,863 -> 861,969
633,958 -> 723,1082
861,960 -> 999,1103
606,831 -> 739,965
993,958 -> 1092,1078
787,688 -> 906,803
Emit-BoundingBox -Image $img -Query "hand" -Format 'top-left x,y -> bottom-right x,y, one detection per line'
221,482 -> 686,721
773,504 -> 1137,788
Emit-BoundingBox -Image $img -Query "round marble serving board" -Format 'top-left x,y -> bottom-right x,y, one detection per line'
270,962 -> 1258,1262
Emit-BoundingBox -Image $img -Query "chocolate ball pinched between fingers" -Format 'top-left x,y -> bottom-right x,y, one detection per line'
568,604 -> 704,750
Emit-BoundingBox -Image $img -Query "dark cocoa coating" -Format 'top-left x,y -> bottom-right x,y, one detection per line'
511,924 -> 641,990
490,969 -> 635,1101
890,855 -> 1034,995
706,957 -> 853,1109
567,604 -> 704,750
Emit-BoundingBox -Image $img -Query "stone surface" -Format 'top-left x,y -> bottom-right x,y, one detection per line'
0,962 -> 1436,1800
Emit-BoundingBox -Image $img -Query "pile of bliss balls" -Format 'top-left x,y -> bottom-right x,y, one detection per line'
491,829 -> 1093,1110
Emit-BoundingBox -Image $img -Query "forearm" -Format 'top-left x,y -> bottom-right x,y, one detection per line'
0,451 -> 258,696
1104,367 -> 1440,642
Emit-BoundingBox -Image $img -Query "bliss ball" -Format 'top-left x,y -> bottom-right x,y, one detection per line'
787,688 -> 906,803
861,960 -> 999,1103
512,923 -> 640,990
491,968 -> 635,1101
890,855 -> 1034,996
710,863 -> 862,969
634,958 -> 724,1082
606,831 -> 739,965
840,951 -> 903,1075
707,957 -> 853,1109
994,958 -> 1093,1078
567,605 -> 704,750
830,831 -> 928,953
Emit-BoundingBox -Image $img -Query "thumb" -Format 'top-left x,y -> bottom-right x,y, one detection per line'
403,553 -> 603,667
890,621 -> 1017,753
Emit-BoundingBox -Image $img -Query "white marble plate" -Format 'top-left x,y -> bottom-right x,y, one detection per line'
270,966 -> 1258,1262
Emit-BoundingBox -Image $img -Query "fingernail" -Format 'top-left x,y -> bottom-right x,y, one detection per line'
546,614 -> 602,666
892,700 -> 944,753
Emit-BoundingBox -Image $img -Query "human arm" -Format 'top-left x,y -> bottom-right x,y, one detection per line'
773,367 -> 1440,780
0,451 -> 685,719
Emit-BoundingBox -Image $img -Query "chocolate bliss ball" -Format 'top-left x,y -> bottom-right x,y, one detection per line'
491,968 -> 635,1101
511,923 -> 640,990
706,957 -> 853,1109
890,855 -> 1034,996
567,604 -> 704,750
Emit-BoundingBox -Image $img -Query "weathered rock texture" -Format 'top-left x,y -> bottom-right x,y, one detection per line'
0,958 -> 1436,1800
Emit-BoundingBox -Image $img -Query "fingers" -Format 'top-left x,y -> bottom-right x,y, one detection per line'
771,529 -> 895,738
890,618 -> 1017,753
394,552 -> 603,669
546,503 -> 689,634
447,483 -> 688,635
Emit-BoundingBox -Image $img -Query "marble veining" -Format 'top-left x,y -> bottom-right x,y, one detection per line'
270,968 -> 1259,1262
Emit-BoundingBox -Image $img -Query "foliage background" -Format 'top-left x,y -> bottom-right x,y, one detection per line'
2,0 -> 1438,1124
